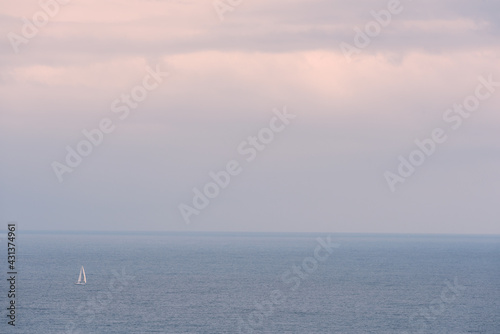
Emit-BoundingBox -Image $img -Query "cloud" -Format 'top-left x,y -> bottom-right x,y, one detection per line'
0,0 -> 499,233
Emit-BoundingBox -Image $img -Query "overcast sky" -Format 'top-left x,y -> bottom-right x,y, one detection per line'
1,0 -> 499,234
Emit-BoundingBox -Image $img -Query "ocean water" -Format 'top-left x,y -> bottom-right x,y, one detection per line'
1,233 -> 499,333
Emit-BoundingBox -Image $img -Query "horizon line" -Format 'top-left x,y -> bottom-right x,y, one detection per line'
3,230 -> 499,237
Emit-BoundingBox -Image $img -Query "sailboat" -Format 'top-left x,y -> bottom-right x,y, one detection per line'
75,266 -> 87,285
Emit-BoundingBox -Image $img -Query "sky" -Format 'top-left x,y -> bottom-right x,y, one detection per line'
0,0 -> 499,234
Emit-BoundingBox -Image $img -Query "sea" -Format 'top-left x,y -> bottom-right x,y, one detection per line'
1,232 -> 499,333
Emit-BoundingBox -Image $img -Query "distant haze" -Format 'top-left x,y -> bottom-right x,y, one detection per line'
1,0 -> 499,234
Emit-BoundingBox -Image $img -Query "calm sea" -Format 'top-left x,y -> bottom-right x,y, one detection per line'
1,233 -> 499,333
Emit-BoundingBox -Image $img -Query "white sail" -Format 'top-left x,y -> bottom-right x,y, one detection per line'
82,266 -> 86,283
76,266 -> 86,285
